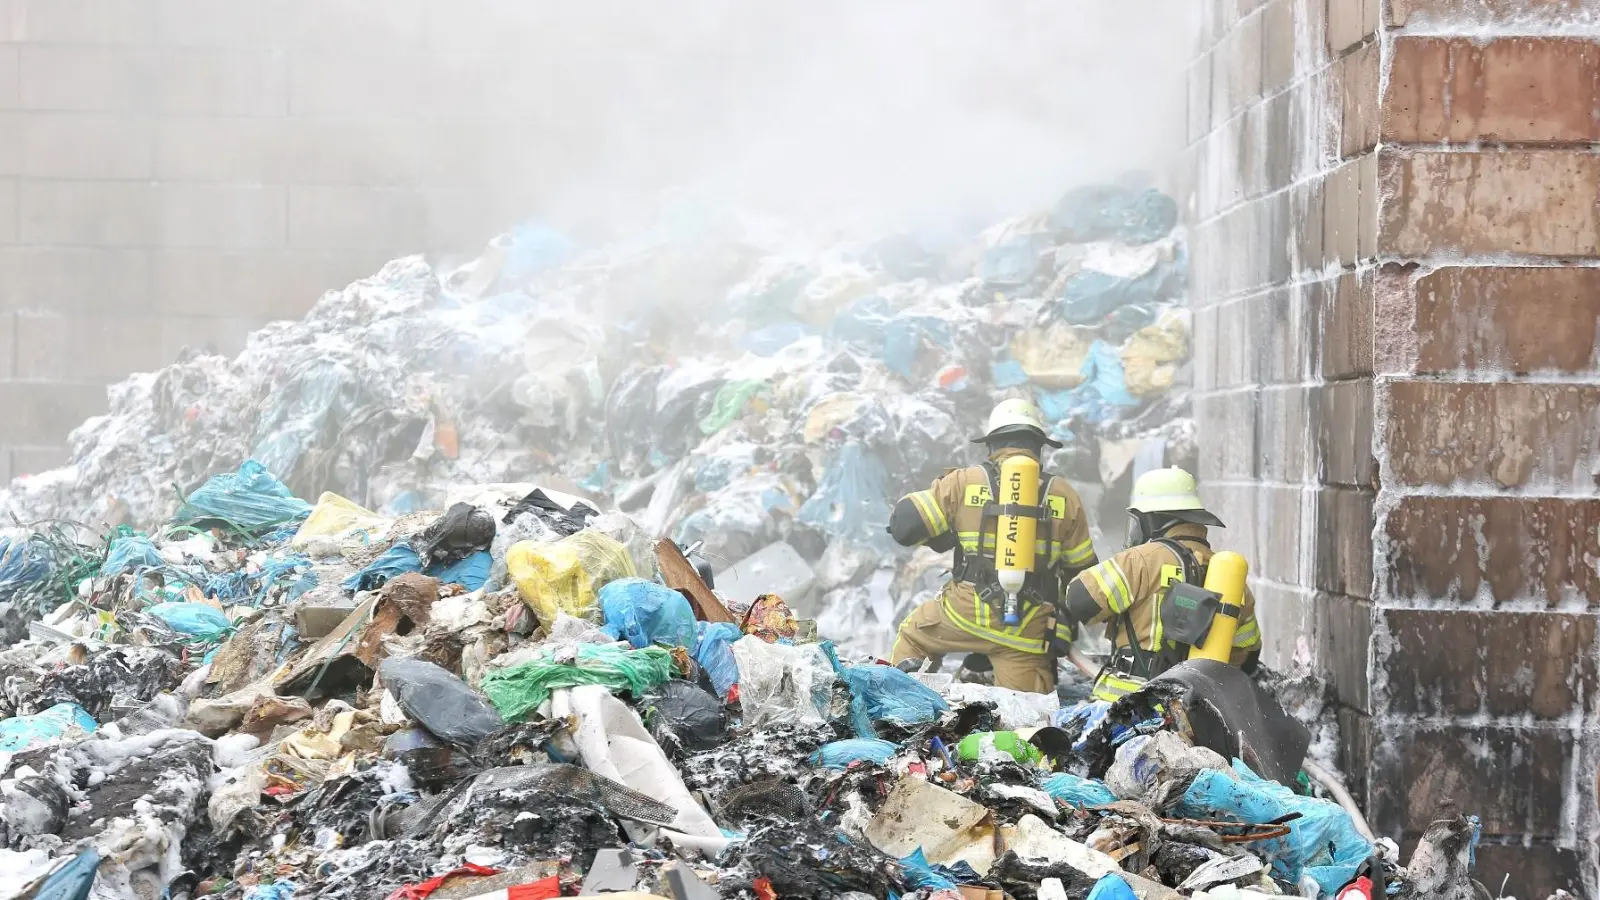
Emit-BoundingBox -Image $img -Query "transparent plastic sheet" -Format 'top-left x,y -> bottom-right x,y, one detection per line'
599,578 -> 698,650
730,636 -> 833,727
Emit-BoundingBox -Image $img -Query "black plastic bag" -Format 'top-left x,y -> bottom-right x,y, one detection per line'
379,657 -> 504,748
644,680 -> 728,752
414,503 -> 496,568
501,490 -> 597,536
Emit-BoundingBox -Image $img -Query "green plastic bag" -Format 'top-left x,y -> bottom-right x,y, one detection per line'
481,644 -> 675,721
699,380 -> 767,434
957,731 -> 1042,765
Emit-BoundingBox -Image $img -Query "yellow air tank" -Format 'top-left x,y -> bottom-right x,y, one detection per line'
1190,550 -> 1248,663
995,454 -> 1041,625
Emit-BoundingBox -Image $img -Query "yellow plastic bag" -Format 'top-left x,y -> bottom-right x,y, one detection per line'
1010,323 -> 1091,389
507,531 -> 637,625
291,493 -> 390,550
563,529 -> 637,588
1121,312 -> 1190,398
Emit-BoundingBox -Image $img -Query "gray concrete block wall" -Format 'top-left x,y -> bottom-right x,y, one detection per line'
0,0 -> 555,476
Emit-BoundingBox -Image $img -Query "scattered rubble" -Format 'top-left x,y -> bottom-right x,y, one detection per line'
0,187 -> 1498,899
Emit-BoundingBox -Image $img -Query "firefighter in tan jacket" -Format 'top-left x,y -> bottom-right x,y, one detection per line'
1056,466 -> 1263,702
886,400 -> 1099,693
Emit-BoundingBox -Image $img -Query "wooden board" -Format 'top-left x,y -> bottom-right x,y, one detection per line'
655,538 -> 736,624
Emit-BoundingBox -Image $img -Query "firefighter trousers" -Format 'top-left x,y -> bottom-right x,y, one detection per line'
890,598 -> 1055,695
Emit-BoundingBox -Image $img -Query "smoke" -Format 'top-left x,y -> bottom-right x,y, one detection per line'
430,0 -> 1197,242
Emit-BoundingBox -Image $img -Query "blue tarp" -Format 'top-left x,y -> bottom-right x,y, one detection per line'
30,848 -> 101,900
1058,263 -> 1183,325
978,233 -> 1048,285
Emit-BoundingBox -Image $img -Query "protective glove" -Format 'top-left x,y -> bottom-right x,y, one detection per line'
1048,617 -> 1077,656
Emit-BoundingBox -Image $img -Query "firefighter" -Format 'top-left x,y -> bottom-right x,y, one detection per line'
886,399 -> 1098,693
1056,466 -> 1263,702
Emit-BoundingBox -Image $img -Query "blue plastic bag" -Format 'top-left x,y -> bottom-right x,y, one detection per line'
829,295 -> 893,345
799,442 -> 891,548
0,536 -> 51,592
249,360 -> 356,484
1043,771 -> 1117,807
811,738 -> 899,770
147,602 -> 232,642
242,882 -> 296,900
990,357 -> 1029,388
600,578 -> 698,650
1086,874 -> 1138,900
427,549 -> 492,591
174,461 -> 312,531
695,622 -> 742,698
0,702 -> 97,753
342,544 -> 423,592
1178,760 -> 1373,894
978,233 -> 1048,285
740,321 -> 811,356
501,220 -> 577,282
1054,700 -> 1113,752
899,848 -> 959,891
842,665 -> 950,737
102,534 -> 164,577
1058,264 -> 1181,325
1050,185 -> 1178,245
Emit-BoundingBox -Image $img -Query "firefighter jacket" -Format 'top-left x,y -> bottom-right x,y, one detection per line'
892,448 -> 1098,655
1071,522 -> 1262,697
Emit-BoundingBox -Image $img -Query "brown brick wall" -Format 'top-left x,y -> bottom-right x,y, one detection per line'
1193,2 -> 1598,893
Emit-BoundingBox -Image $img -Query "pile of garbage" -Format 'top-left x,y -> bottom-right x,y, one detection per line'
0,184 -> 1493,898
0,466 -> 1484,900
2,183 -> 1197,658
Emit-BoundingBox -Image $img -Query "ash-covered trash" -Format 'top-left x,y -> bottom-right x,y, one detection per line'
0,186 -> 1493,900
